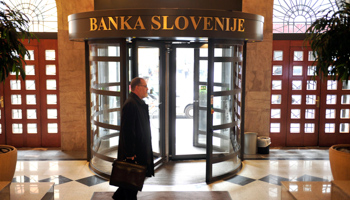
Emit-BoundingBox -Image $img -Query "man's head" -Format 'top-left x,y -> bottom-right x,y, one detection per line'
131,77 -> 148,99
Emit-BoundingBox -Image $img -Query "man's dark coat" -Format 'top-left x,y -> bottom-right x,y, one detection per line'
117,92 -> 155,177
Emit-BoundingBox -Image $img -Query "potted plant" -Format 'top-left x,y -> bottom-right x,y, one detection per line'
305,0 -> 350,180
304,0 -> 350,81
0,0 -> 35,83
0,145 -> 17,181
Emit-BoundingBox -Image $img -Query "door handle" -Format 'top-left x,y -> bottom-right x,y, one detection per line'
316,96 -> 320,108
0,96 -> 3,108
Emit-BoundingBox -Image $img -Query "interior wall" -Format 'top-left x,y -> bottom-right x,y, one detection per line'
243,0 -> 273,137
55,0 -> 273,150
56,0 -> 94,150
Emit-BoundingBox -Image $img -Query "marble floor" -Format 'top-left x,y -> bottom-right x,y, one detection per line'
11,148 -> 333,200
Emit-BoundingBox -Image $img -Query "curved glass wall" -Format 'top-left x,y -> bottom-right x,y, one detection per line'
89,41 -> 126,177
207,40 -> 243,182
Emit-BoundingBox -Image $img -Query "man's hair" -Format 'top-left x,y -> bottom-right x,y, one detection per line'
130,77 -> 142,91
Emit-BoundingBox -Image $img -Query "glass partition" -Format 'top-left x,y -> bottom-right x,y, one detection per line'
207,40 -> 243,182
89,40 -> 126,178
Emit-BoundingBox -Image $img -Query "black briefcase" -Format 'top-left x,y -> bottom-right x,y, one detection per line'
109,160 -> 147,191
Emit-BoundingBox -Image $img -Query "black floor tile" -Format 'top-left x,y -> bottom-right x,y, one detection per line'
12,175 -> 31,182
76,175 -> 107,187
296,175 -> 329,182
259,174 -> 290,186
226,175 -> 256,186
39,175 -> 73,185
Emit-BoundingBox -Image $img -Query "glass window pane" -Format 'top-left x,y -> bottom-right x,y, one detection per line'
306,80 -> 317,90
25,80 -> 36,90
307,66 -> 316,76
291,109 -> 301,119
272,65 -> 282,75
46,65 -> 56,75
45,50 -> 56,60
272,80 -> 282,90
305,123 -> 315,133
327,80 -> 337,90
326,109 -> 336,119
47,109 -> 57,119
13,124 -> 23,134
214,46 -> 233,57
341,95 -> 350,104
325,123 -> 335,133
27,109 -> 37,119
108,46 -> 120,57
293,66 -> 303,76
271,109 -> 281,118
214,62 -> 232,91
12,109 -> 22,119
292,95 -> 301,104
27,123 -> 37,134
11,95 -> 22,105
306,95 -> 316,105
213,96 -> 232,126
271,95 -> 282,104
293,51 -> 303,61
342,81 -> 350,90
25,50 -> 34,60
273,51 -> 283,61
200,47 -> 208,57
0,124 -> 2,134
270,123 -> 280,133
10,80 -> 21,90
26,95 -> 36,105
305,109 -> 315,119
46,80 -> 57,90
290,123 -> 300,133
308,51 -> 316,61
47,95 -> 57,104
25,65 -> 35,75
292,80 -> 302,90
199,60 -> 208,82
48,123 -> 58,133
340,123 -> 350,133
340,109 -> 350,119
326,95 -> 337,104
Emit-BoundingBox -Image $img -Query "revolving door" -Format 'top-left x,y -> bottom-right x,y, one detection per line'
88,38 -> 245,183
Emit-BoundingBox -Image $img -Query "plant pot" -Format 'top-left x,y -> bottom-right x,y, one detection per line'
329,144 -> 350,180
0,145 -> 17,181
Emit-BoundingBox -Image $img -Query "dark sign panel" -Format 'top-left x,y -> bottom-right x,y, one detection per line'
68,9 -> 264,41
94,0 -> 242,11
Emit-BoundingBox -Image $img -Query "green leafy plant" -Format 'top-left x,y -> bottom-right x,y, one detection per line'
0,1 -> 35,83
305,0 -> 350,81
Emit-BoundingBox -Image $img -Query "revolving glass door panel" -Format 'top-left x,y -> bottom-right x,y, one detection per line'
133,40 -> 165,163
172,44 -> 208,157
207,40 -> 243,183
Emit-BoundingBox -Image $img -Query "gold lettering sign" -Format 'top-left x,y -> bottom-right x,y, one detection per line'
89,15 -> 246,32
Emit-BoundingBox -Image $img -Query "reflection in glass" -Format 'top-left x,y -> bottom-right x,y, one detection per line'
290,123 -> 300,133
340,109 -> 350,119
271,109 -> 281,118
293,51 -> 303,61
291,109 -> 300,119
272,80 -> 282,90
273,51 -> 283,61
46,65 -> 56,75
306,95 -> 316,105
271,95 -> 282,104
272,65 -> 282,75
305,123 -> 315,133
11,95 -> 22,105
13,124 -> 23,134
326,95 -> 336,104
325,123 -> 335,133
341,95 -> 350,104
26,95 -> 36,105
270,123 -> 280,132
292,95 -> 302,104
307,66 -> 316,76
27,123 -> 37,134
293,66 -> 303,76
325,109 -> 336,119
340,123 -> 349,133
214,62 -> 232,91
342,81 -> 350,90
46,80 -> 57,90
48,123 -> 58,133
26,65 -> 35,75
307,80 -> 317,90
327,80 -> 337,90
47,95 -> 57,104
47,109 -> 58,119
292,80 -> 302,90
26,80 -> 36,90
25,50 -> 34,60
10,80 -> 21,90
308,51 -> 316,61
305,109 -> 315,119
45,50 -> 55,60
12,109 -> 22,119
27,109 -> 37,119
